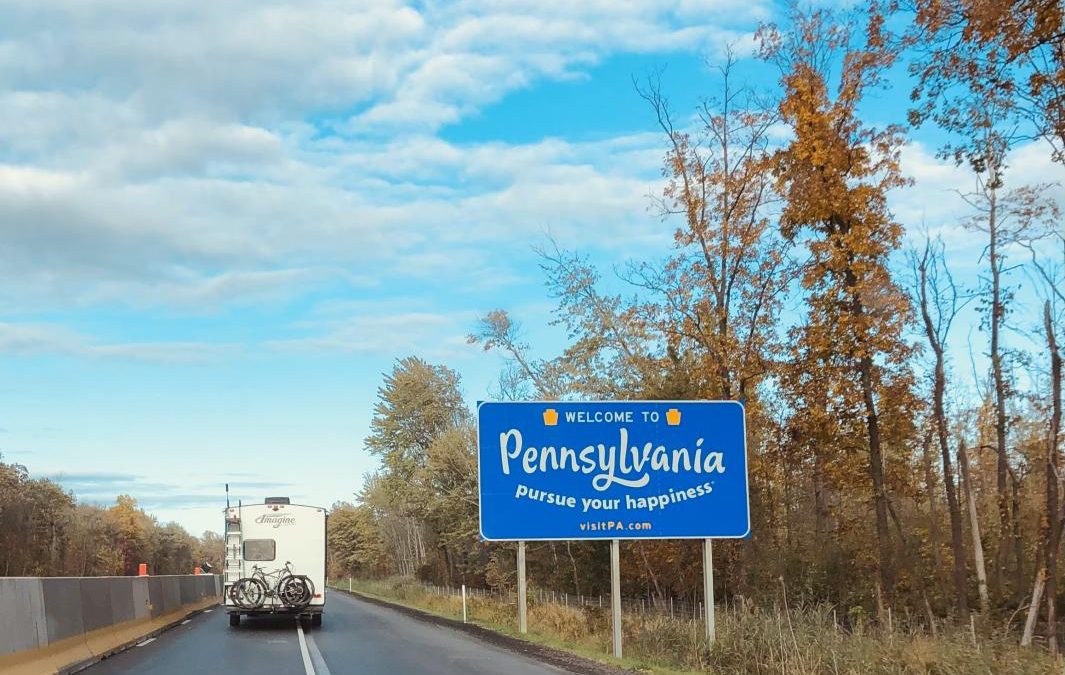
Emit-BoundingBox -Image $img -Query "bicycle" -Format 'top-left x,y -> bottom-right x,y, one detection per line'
229,561 -> 314,610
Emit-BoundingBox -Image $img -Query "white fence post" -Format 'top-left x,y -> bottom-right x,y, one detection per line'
462,584 -> 467,624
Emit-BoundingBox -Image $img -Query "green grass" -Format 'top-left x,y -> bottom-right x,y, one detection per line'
329,577 -> 1060,674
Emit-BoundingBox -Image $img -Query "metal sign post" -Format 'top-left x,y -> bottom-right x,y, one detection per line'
703,538 -> 715,644
517,541 -> 528,634
611,539 -> 622,658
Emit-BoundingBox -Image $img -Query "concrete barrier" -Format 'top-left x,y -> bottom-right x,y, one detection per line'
0,575 -> 222,675
40,579 -> 85,645
0,578 -> 47,656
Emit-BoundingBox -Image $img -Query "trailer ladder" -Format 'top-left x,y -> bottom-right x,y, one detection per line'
224,515 -> 243,596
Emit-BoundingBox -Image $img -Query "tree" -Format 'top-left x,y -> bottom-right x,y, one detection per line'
194,531 -> 224,572
328,501 -> 388,578
364,357 -> 468,577
959,178 -> 1056,600
631,49 -> 790,403
1020,199 -> 1064,650
65,504 -> 123,576
628,50 -> 797,603
538,242 -> 654,398
419,424 -> 482,583
911,236 -> 970,614
468,309 -> 567,398
366,356 -> 467,477
0,456 -> 76,576
0,457 -> 31,575
958,433 -> 991,612
911,0 -> 1062,603
758,3 -> 916,601
911,0 -> 1065,161
149,523 -> 197,575
966,162 -> 1019,598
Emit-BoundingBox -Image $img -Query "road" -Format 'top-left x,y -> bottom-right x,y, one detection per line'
83,591 -> 567,675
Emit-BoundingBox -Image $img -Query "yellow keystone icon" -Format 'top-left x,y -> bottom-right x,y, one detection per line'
666,408 -> 682,426
543,408 -> 559,426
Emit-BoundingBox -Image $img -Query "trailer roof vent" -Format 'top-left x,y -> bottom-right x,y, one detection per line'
265,497 -> 291,505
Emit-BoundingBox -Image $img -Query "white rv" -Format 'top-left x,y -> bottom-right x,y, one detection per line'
223,498 -> 327,627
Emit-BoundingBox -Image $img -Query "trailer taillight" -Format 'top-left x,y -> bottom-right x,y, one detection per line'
314,594 -> 321,598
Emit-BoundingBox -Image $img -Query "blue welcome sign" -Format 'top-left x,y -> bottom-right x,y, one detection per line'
477,401 -> 749,541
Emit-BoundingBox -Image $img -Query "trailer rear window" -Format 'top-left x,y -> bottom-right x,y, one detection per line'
244,539 -> 276,561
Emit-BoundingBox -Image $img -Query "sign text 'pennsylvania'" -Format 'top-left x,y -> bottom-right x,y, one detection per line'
477,401 -> 750,541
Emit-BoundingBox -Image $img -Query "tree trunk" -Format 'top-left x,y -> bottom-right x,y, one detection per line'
916,253 -> 970,614
815,447 -> 829,546
1044,300 -> 1063,653
636,543 -> 662,602
988,188 -> 1012,600
565,541 -> 582,597
938,389 -> 969,614
960,437 -> 990,613
860,353 -> 894,599
1022,567 -> 1046,647
920,429 -> 947,599
1011,470 -> 1024,596
783,444 -> 794,551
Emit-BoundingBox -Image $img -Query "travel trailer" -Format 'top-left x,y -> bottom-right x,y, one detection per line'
223,498 -> 326,627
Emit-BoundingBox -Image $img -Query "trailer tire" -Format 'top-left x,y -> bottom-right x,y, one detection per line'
311,613 -> 322,628
229,614 -> 240,627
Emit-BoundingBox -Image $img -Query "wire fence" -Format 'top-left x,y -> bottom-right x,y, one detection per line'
339,577 -> 712,622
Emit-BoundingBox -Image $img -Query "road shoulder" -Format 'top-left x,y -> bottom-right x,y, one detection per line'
330,588 -> 632,675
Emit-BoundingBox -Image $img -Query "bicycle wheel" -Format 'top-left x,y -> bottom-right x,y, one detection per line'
276,573 -> 315,597
227,579 -> 252,604
278,575 -> 312,609
300,575 -> 315,599
275,573 -> 294,595
232,577 -> 266,610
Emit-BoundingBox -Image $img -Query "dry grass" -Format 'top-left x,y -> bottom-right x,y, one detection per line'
332,578 -> 1060,674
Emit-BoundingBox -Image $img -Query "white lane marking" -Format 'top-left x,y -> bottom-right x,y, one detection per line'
135,638 -> 156,647
304,626 -> 333,675
204,609 -> 213,613
296,621 -> 315,675
181,620 -> 191,625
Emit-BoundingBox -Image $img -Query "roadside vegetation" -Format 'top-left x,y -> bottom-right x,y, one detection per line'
333,577 -> 1058,674
0,455 -> 221,576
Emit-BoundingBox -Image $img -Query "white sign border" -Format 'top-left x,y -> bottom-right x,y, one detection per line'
475,399 -> 752,542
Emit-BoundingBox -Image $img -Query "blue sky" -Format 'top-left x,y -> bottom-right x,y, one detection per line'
1,0 -> 1062,537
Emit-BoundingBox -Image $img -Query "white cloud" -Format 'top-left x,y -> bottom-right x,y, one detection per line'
268,310 -> 479,360
1,0 -> 766,137
0,1 -> 425,120
0,0 -> 771,317
0,126 -> 672,312
892,139 -> 1065,254
0,322 -> 237,362
347,1 -> 767,132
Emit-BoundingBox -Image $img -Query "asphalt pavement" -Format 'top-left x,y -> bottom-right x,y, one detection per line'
82,591 -> 567,675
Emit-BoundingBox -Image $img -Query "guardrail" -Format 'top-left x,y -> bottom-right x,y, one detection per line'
0,575 -> 221,674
